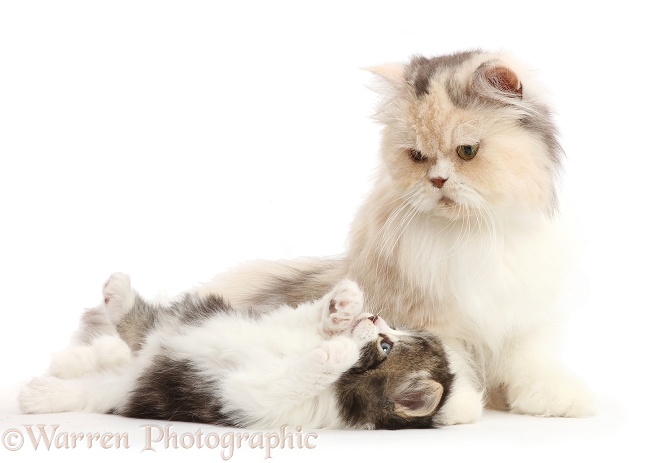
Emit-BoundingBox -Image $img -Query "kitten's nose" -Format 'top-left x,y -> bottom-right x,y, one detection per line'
431,177 -> 447,188
368,315 -> 378,323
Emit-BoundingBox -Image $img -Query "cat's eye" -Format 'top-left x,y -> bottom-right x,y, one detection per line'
408,149 -> 428,163
379,339 -> 393,355
456,144 -> 479,160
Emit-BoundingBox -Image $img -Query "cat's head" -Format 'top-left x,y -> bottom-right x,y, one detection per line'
335,315 -> 453,429
370,50 -> 562,219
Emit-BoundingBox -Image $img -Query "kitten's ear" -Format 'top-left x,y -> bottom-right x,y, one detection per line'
475,64 -> 523,98
366,63 -> 406,87
391,378 -> 444,418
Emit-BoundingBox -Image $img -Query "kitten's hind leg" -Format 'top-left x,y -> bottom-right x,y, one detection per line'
103,273 -> 162,352
103,272 -> 136,325
320,279 -> 366,335
19,371 -> 133,414
73,272 -> 136,345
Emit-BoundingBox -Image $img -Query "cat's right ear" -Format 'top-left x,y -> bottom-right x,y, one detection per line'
366,63 -> 406,88
473,63 -> 523,99
391,378 -> 444,418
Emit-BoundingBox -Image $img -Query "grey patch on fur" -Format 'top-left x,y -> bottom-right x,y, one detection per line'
445,74 -> 473,108
76,306 -> 116,344
520,107 -> 564,213
177,293 -> 263,325
120,355 -> 240,425
176,293 -> 234,325
335,330 -> 453,429
117,293 -> 262,351
115,294 -> 159,351
244,259 -> 344,309
407,50 -> 481,98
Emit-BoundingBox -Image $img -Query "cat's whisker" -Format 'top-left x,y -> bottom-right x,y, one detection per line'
389,195 -> 425,255
471,203 -> 492,278
384,199 -> 420,259
436,203 -> 471,260
375,190 -> 419,258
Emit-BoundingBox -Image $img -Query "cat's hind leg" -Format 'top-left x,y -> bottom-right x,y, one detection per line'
19,370 -> 133,414
103,272 -> 136,325
72,272 -> 136,344
104,273 -> 162,352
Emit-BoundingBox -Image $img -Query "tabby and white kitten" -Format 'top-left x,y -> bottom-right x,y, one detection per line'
191,50 -> 595,424
20,275 -> 454,429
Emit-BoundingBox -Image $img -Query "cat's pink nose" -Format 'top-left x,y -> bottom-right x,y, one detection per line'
431,177 -> 447,188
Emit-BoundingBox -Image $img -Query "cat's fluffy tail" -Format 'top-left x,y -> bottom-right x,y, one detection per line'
195,257 -> 346,310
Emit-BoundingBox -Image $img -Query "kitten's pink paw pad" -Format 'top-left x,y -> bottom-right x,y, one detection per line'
323,279 -> 364,334
102,272 -> 134,324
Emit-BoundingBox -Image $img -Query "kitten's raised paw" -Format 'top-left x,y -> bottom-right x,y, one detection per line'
322,279 -> 364,335
507,377 -> 596,417
313,337 -> 360,373
103,272 -> 135,325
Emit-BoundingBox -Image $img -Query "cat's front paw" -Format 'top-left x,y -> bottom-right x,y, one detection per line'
103,272 -> 135,325
507,377 -> 596,417
322,279 -> 364,335
435,387 -> 484,426
313,337 -> 360,373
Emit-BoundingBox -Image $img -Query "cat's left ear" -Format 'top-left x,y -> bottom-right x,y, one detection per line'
475,63 -> 523,98
366,63 -> 406,87
391,378 -> 444,418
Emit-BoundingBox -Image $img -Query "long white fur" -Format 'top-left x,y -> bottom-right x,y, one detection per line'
20,279 -> 386,429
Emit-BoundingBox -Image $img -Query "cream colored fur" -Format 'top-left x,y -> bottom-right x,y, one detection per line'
196,51 -> 595,424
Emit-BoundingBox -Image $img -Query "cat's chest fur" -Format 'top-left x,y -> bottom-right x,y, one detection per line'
374,210 -> 567,349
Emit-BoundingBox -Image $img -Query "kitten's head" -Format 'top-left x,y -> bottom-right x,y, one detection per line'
335,316 -> 453,429
370,50 -> 562,218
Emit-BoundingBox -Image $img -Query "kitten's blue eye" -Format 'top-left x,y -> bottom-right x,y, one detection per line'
380,340 -> 393,355
456,144 -> 479,160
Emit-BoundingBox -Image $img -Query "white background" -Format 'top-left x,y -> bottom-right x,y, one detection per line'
1,1 -> 661,462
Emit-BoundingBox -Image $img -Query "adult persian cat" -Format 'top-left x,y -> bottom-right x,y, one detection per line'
194,50 -> 595,425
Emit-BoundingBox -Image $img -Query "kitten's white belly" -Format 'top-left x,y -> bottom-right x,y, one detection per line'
398,214 -> 567,351
157,316 -> 345,429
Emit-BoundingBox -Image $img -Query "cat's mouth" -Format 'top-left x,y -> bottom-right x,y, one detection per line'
438,196 -> 457,207
351,314 -> 379,332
